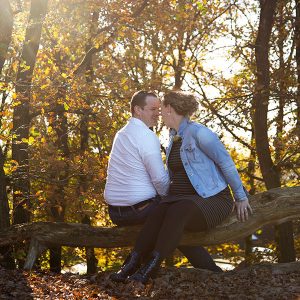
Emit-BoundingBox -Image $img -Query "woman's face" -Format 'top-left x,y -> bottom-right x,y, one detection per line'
160,103 -> 171,127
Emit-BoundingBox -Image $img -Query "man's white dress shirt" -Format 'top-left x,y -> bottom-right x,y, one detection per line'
104,118 -> 170,206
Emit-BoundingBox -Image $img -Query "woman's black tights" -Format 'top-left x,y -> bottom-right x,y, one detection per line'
133,200 -> 214,265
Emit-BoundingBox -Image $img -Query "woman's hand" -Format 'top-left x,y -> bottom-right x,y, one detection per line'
235,199 -> 252,222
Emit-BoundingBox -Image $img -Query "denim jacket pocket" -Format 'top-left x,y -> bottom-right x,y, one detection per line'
184,143 -> 204,163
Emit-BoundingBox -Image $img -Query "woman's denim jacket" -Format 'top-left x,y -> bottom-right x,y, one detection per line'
166,118 -> 248,201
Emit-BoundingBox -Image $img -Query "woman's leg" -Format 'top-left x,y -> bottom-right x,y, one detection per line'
129,200 -> 209,283
153,192 -> 233,262
178,245 -> 221,272
133,202 -> 170,256
133,200 -> 221,271
153,200 -> 205,258
129,192 -> 234,283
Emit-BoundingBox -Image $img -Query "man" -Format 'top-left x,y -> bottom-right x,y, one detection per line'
104,90 -> 169,225
104,91 -> 222,282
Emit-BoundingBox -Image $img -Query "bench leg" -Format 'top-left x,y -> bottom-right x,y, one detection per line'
24,238 -> 46,270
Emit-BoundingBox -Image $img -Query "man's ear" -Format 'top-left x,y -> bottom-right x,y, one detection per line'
134,105 -> 142,116
167,104 -> 172,114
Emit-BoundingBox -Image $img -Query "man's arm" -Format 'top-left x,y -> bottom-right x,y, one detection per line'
141,134 -> 170,196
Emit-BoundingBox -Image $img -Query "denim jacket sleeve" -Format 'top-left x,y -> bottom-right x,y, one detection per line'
194,127 -> 248,201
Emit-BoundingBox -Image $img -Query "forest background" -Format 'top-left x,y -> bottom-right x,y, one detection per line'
0,0 -> 299,274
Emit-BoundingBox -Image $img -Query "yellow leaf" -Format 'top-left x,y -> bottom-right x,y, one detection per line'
64,102 -> 69,111
28,136 -> 35,145
12,101 -> 21,107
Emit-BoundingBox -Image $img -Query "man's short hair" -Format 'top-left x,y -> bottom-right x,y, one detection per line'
130,90 -> 158,115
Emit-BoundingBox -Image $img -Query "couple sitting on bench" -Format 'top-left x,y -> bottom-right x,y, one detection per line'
104,90 -> 252,284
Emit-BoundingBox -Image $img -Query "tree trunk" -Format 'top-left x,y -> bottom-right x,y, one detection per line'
0,150 -> 10,231
48,83 -> 69,273
12,0 -> 48,225
253,0 -> 295,263
82,216 -> 98,274
244,134 -> 256,265
12,0 -> 48,269
0,147 -> 14,269
253,0 -> 279,188
0,186 -> 297,271
296,0 -> 300,139
274,0 -> 285,165
0,0 -> 14,267
0,0 -> 13,265
0,0 -> 12,232
0,0 -> 13,73
273,0 -> 295,263
78,11 -> 99,275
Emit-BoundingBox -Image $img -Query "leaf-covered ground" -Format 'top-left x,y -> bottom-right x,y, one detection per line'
0,264 -> 299,299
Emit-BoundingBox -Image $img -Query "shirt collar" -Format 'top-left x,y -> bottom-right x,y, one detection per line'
170,117 -> 189,137
130,117 -> 149,129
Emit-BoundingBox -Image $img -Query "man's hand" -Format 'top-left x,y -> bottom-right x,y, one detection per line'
235,199 -> 252,222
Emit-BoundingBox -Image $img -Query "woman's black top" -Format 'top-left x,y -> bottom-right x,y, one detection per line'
168,138 -> 197,195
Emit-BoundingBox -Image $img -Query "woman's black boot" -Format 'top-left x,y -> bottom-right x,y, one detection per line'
129,251 -> 161,284
110,251 -> 141,283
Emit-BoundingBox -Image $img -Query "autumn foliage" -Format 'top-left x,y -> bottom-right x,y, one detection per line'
0,0 -> 299,276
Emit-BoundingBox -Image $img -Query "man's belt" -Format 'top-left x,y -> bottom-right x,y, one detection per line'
109,198 -> 155,211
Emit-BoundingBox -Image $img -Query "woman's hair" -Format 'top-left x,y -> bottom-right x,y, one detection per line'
163,90 -> 199,116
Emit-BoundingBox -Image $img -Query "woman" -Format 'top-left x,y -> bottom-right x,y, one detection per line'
110,91 -> 252,284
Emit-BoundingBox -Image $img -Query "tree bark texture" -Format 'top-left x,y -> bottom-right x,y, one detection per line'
12,0 -> 48,225
0,148 -> 14,269
253,0 -> 295,263
0,186 -> 298,247
296,0 -> 300,138
244,135 -> 256,265
272,0 -> 296,263
0,0 -> 14,268
77,11 -> 99,275
0,149 -> 9,231
0,0 -> 13,73
48,82 -> 69,273
253,0 -> 279,190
